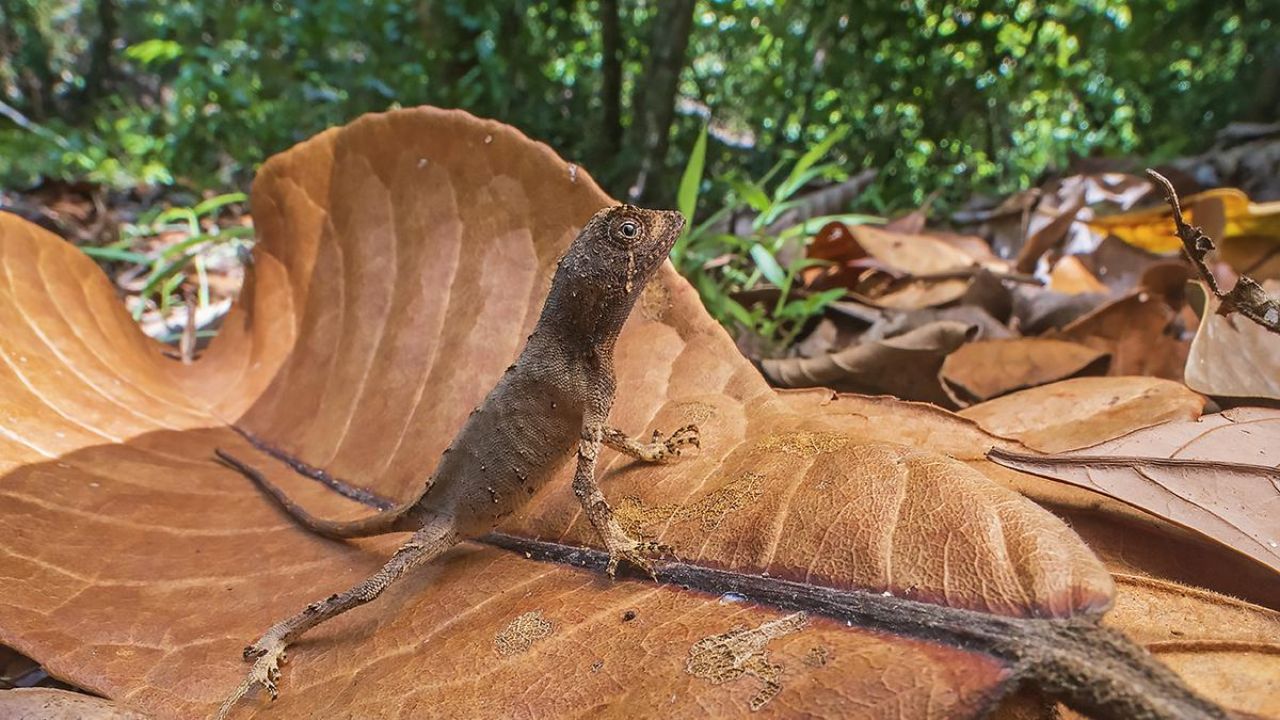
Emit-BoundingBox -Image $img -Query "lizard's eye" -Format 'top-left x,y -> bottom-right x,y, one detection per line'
617,220 -> 640,240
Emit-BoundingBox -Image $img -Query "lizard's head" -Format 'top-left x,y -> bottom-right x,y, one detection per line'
537,204 -> 685,347
580,204 -> 685,292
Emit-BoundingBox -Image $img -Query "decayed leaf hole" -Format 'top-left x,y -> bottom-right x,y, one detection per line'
802,646 -> 829,667
673,400 -> 718,425
684,611 -> 808,711
494,611 -> 554,657
753,431 -> 849,457
616,471 -> 765,536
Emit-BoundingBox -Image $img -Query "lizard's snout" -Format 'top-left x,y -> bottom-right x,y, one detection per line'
655,210 -> 686,249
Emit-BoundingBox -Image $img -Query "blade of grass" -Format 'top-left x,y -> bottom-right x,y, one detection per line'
775,126 -> 849,202
192,192 -> 247,217
140,254 -> 195,300
79,247 -> 153,264
159,273 -> 185,312
749,244 -> 787,287
672,124 -> 709,263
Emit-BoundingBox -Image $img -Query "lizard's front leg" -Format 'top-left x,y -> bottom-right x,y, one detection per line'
602,423 -> 699,464
573,423 -> 671,578
215,520 -> 459,719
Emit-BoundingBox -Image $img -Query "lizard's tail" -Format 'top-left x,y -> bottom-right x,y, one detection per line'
214,449 -> 419,538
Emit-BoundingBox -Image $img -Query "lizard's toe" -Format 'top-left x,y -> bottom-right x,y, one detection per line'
663,424 -> 700,455
607,539 -> 669,580
218,638 -> 290,718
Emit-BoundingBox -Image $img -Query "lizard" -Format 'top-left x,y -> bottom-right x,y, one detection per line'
213,204 -> 700,718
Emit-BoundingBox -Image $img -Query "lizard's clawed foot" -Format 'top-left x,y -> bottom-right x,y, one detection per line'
650,423 -> 700,462
605,538 -> 672,579
214,635 -> 289,719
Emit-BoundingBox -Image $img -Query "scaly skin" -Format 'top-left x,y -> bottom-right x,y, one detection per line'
214,205 -> 696,718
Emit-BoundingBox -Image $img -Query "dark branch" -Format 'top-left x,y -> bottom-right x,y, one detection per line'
482,532 -> 1227,720
229,426 -> 398,511
1147,169 -> 1280,335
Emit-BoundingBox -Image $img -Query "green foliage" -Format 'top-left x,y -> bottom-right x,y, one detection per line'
672,128 -> 877,353
80,193 -> 253,318
0,0 -> 1274,210
683,0 -> 1276,208
673,123 -> 708,259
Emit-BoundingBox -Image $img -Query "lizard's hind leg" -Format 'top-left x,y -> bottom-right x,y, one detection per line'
215,519 -> 459,719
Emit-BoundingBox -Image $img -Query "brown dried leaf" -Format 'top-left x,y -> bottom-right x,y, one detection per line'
1048,256 -> 1108,295
1101,575 -> 1280,720
806,222 -> 982,309
926,231 -> 1010,269
989,406 -> 1280,573
0,689 -> 149,719
940,339 -> 1110,404
1185,281 -> 1280,401
1050,291 -> 1189,378
1011,285 -> 1111,335
1014,184 -> 1086,273
1077,235 -> 1175,295
860,276 -> 973,309
779,390 -> 1280,612
0,110 -> 1115,719
758,320 -> 975,406
860,305 -> 1014,342
959,377 -> 1206,452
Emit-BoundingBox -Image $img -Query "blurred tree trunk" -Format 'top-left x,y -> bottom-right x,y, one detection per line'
78,0 -> 117,109
1252,46 -> 1280,122
599,0 -> 623,158
0,0 -> 57,120
625,0 -> 695,203
422,1 -> 481,97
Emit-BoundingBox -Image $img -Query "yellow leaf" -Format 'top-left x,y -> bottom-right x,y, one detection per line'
1088,187 -> 1280,256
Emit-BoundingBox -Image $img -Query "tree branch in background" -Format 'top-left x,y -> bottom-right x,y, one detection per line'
0,98 -> 69,148
626,0 -> 696,202
599,0 -> 623,158
1147,169 -> 1280,335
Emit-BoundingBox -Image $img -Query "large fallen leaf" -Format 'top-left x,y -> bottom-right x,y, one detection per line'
959,376 -> 1206,452
0,689 -> 148,719
1101,574 -> 1280,719
779,390 -> 1279,611
784,390 -> 1280,719
989,406 -> 1280,573
0,108 -> 1269,719
1185,280 -> 1280,401
940,339 -> 1110,404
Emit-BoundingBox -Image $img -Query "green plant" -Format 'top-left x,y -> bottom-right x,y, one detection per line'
80,192 -> 253,322
671,125 -> 878,354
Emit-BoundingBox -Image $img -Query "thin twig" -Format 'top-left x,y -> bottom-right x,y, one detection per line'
1146,169 -> 1280,335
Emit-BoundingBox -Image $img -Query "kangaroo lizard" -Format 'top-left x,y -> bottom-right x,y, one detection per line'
213,205 -> 699,717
